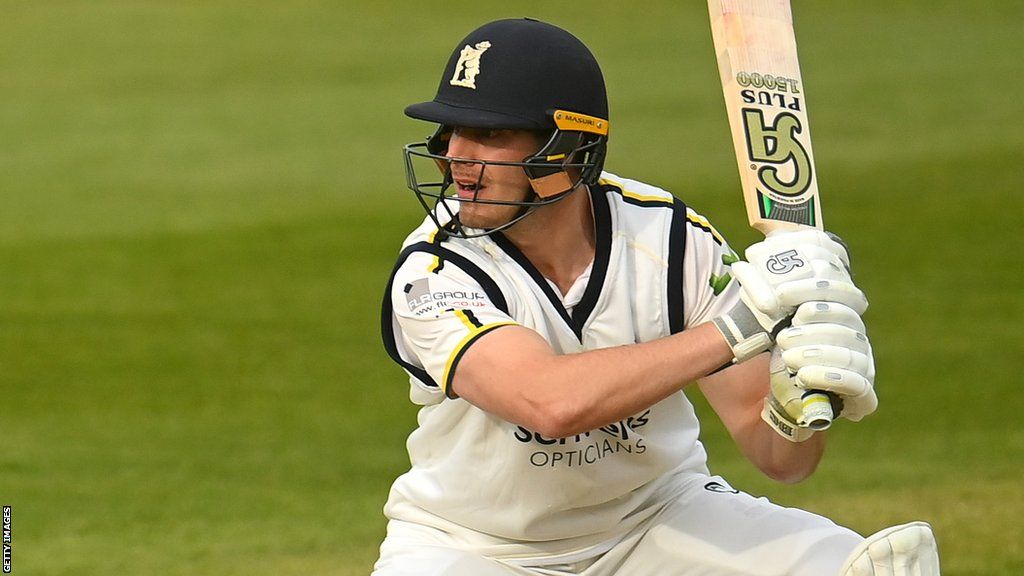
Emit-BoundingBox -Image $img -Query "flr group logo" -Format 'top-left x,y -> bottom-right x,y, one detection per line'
404,278 -> 489,317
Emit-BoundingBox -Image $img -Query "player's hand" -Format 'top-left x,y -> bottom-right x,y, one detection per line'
713,230 -> 865,363
713,230 -> 869,364
776,301 -> 878,422
762,346 -> 818,442
732,229 -> 868,319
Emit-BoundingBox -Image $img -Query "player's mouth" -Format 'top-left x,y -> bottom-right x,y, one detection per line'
453,178 -> 484,199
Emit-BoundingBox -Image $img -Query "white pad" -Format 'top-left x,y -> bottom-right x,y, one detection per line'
840,521 -> 940,576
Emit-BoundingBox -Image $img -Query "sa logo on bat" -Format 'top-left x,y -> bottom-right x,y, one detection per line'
742,109 -> 813,199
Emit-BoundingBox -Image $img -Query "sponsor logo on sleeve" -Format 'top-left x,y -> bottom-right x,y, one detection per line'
403,278 -> 490,317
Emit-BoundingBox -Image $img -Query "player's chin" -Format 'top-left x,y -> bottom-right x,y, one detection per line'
458,204 -> 520,231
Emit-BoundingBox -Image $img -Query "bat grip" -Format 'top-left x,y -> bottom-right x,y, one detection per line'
799,390 -> 833,431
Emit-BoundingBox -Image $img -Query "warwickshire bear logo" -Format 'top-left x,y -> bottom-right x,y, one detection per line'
450,41 -> 492,89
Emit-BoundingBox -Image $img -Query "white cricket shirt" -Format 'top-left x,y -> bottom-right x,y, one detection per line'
380,173 -> 741,560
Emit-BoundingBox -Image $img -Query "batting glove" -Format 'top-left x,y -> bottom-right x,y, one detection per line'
733,229 -> 868,318
713,230 -> 868,364
777,301 -> 878,422
763,346 -> 819,442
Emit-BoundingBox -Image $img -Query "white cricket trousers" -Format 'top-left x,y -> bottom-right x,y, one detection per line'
372,474 -> 862,576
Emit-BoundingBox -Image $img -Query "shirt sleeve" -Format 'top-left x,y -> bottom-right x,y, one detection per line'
389,250 -> 518,401
682,208 -> 742,329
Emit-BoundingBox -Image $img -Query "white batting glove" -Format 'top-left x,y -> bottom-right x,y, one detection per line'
711,297 -> 780,364
713,230 -> 867,364
732,229 -> 868,319
777,301 -> 878,422
763,346 -> 819,442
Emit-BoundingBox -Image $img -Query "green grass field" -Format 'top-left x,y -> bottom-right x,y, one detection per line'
2,1 -> 1022,574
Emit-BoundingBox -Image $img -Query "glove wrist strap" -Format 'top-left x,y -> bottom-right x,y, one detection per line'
712,303 -> 772,363
761,397 -> 816,443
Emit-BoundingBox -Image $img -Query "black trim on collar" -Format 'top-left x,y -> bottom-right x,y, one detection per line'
570,185 -> 612,329
490,186 -> 611,342
490,230 -> 578,337
380,241 -> 510,388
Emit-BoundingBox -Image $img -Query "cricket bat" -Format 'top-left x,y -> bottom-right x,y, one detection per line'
707,0 -> 833,429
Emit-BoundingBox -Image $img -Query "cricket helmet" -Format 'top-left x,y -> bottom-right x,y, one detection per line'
403,18 -> 610,237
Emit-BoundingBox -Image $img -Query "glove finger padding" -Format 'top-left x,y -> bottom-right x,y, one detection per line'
822,231 -> 853,271
774,278 -> 869,315
781,345 -> 873,379
791,301 -> 865,332
777,324 -> 870,356
723,230 -> 868,367
795,366 -> 878,421
792,364 -> 872,396
779,314 -> 877,423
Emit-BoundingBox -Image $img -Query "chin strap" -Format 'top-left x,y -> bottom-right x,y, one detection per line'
529,171 -> 575,198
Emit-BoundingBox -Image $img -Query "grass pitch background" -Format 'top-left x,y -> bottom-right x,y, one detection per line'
1,1 -> 1021,574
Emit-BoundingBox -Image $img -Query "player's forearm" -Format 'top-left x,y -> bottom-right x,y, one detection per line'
736,415 -> 826,483
539,323 -> 733,435
698,354 -> 826,482
454,322 -> 733,438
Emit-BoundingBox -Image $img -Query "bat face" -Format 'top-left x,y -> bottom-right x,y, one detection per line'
708,0 -> 834,431
708,0 -> 823,233
740,76 -> 817,227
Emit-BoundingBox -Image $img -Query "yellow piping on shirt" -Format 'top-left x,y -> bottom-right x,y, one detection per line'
442,316 -> 517,397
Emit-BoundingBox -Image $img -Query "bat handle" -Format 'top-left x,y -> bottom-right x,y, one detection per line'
799,391 -> 833,431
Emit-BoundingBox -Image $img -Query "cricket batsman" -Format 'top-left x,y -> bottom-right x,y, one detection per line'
374,18 -> 940,576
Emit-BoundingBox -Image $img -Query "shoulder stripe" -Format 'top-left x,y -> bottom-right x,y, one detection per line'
684,213 -> 724,243
426,222 -> 456,272
380,241 -> 510,390
686,212 -> 725,246
621,189 -> 674,205
667,198 -> 688,334
398,242 -> 509,312
455,309 -> 483,330
442,321 -> 517,398
599,178 -> 675,208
